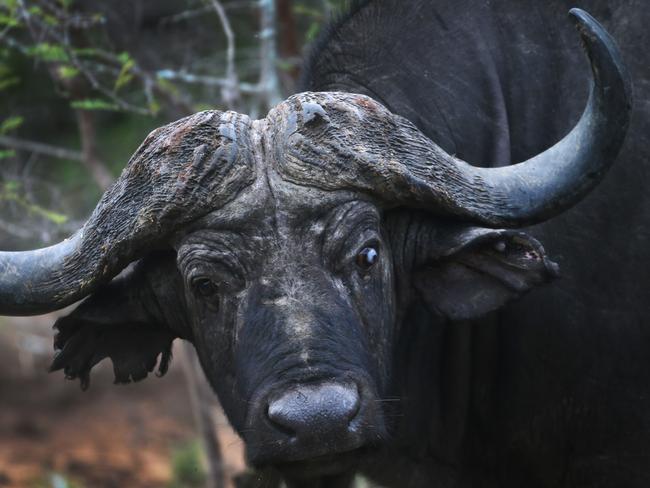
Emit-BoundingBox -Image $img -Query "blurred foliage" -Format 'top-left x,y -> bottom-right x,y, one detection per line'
0,0 -> 346,250
0,115 -> 23,133
168,440 -> 207,488
1,180 -> 68,223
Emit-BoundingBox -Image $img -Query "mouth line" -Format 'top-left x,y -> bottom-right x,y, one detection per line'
280,448 -> 357,465
271,446 -> 367,478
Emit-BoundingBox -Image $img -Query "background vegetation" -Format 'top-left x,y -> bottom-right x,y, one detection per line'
0,0 -> 344,250
0,1 -> 345,487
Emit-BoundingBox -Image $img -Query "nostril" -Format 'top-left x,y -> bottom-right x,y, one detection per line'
266,401 -> 297,437
347,387 -> 361,421
266,382 -> 361,437
339,383 -> 361,421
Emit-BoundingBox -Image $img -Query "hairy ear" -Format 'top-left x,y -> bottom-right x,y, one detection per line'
50,251 -> 187,389
387,212 -> 559,321
413,224 -> 559,320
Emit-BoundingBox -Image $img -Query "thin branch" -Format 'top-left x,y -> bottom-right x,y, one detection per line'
0,135 -> 84,161
159,1 -> 256,27
0,22 -> 14,42
18,4 -> 152,115
16,0 -> 39,41
0,192 -> 83,242
65,52 -> 152,115
160,6 -> 213,26
0,217 -> 35,239
62,45 -> 194,116
0,134 -> 112,190
156,69 -> 262,93
207,0 -> 240,109
10,2 -> 115,190
258,0 -> 282,109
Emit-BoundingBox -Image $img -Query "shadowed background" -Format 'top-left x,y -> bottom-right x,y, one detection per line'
0,1 -> 346,487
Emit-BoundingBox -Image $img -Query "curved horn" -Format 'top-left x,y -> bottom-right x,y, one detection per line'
0,111 -> 254,316
444,8 -> 633,226
276,9 -> 631,227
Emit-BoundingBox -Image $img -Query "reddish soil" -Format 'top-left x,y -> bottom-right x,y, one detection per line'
0,316 -> 244,488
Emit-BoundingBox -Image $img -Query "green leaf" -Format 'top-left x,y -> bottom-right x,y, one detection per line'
26,4 -> 58,24
0,13 -> 20,27
72,47 -> 99,58
0,149 -> 16,159
3,181 -> 19,193
168,440 -> 206,488
0,181 -> 68,225
71,99 -> 119,111
114,58 -> 135,90
155,78 -> 180,97
0,115 -> 23,134
33,206 -> 68,225
43,13 -> 59,26
2,0 -> 18,12
306,22 -> 321,42
293,5 -> 322,18
57,65 -> 79,79
277,59 -> 296,72
192,103 -> 212,112
116,51 -> 131,65
0,76 -> 19,91
57,0 -> 75,9
27,43 -> 69,62
148,99 -> 160,115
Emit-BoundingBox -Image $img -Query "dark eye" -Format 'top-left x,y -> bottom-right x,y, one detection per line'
356,246 -> 379,270
194,278 -> 219,297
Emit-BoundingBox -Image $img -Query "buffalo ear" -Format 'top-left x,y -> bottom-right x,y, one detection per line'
414,228 -> 559,321
49,251 -> 185,390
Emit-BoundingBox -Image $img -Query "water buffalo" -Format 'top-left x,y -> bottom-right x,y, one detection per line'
0,1 -> 643,486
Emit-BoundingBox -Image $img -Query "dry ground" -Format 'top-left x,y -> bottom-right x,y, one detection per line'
0,315 -> 245,488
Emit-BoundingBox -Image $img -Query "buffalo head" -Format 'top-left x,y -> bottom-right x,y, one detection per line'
0,9 -> 631,482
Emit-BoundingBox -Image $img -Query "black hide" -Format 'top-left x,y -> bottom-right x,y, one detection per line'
303,1 -> 650,487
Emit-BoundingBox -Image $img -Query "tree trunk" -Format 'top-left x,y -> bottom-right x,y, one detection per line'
181,342 -> 226,488
75,110 -> 114,190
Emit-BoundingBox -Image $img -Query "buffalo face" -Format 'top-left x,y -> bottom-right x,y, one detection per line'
175,184 -> 393,473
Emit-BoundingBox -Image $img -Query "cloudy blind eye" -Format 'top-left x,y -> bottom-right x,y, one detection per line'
356,247 -> 379,270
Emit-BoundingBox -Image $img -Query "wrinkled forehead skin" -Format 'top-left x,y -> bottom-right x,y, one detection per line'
265,91 -> 401,194
183,92 -> 396,225
256,90 -> 463,218
167,92 -> 397,273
